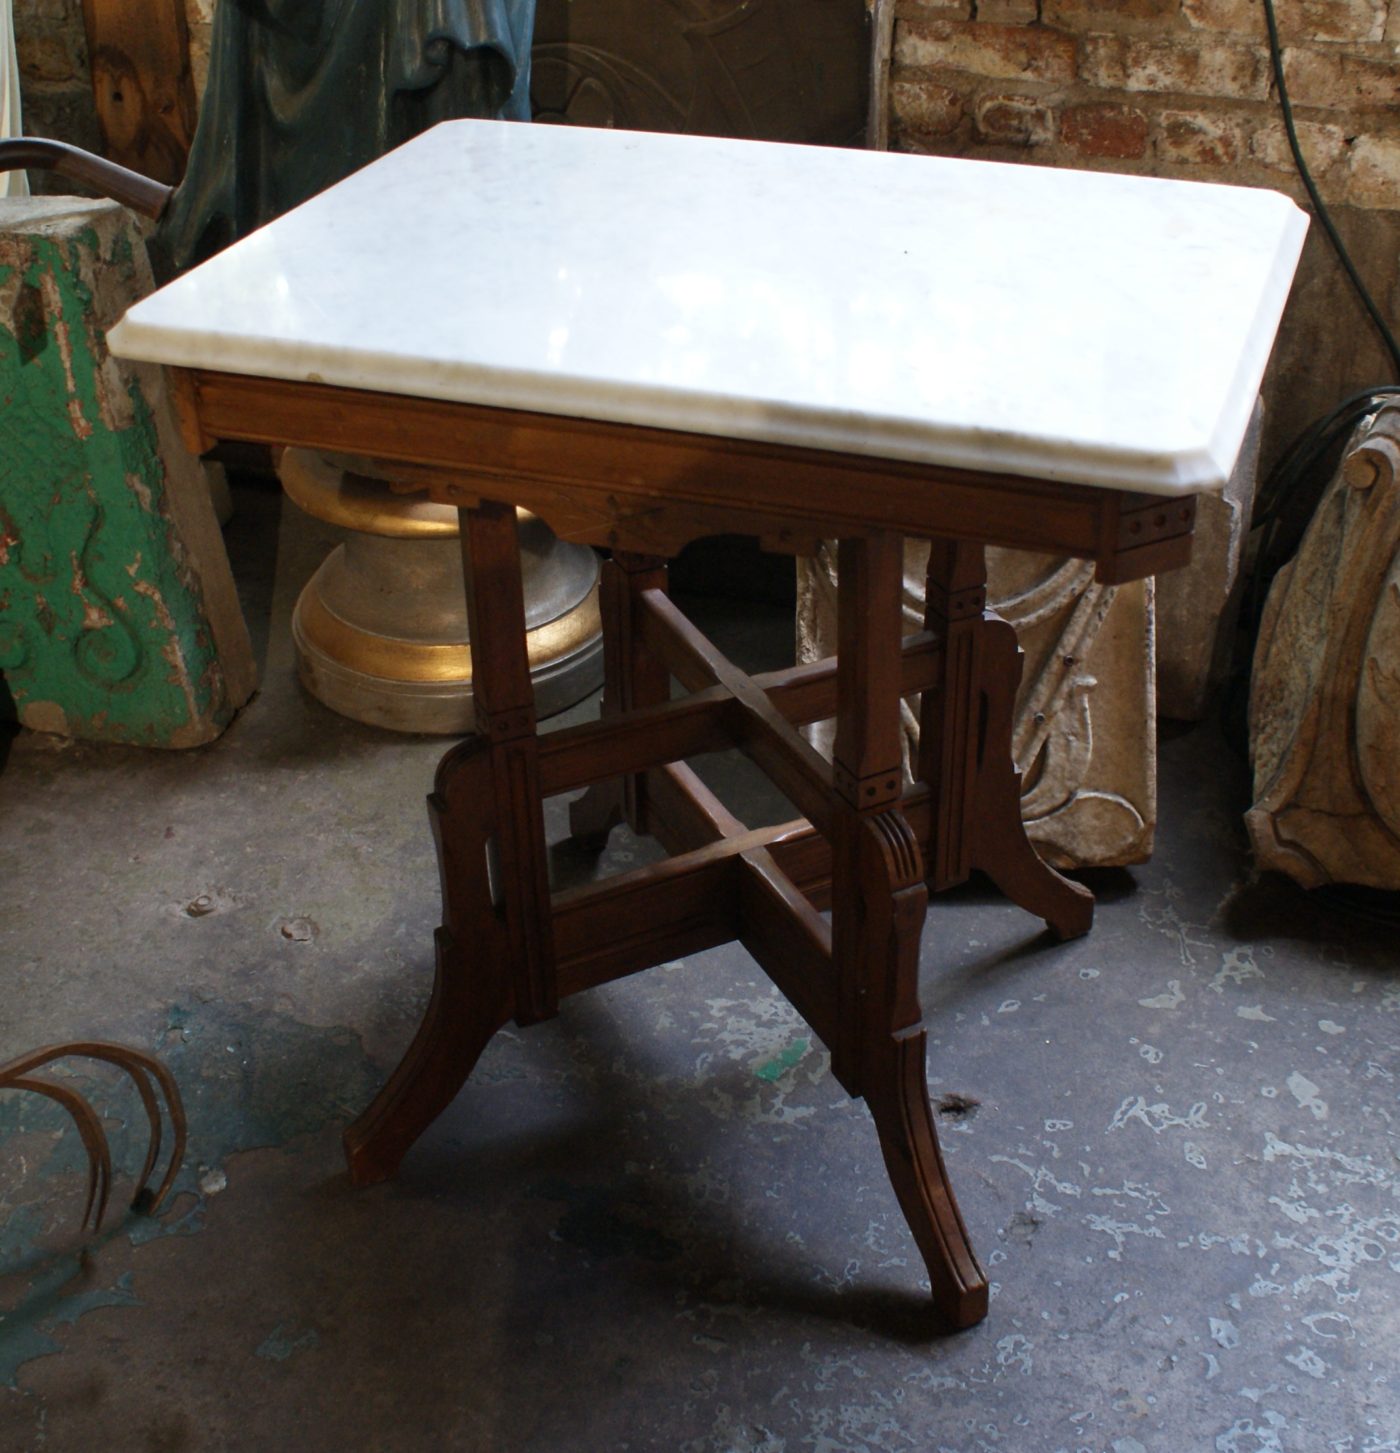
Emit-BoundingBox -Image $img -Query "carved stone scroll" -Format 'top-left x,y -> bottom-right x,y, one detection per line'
797,542 -> 1156,869
1246,404 -> 1400,889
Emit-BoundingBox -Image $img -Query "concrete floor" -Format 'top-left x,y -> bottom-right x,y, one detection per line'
2,483 -> 1398,1453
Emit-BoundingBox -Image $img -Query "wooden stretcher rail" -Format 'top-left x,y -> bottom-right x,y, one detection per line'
637,588 -> 837,837
537,635 -> 945,799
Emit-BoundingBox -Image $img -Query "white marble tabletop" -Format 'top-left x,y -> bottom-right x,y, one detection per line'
109,120 -> 1306,496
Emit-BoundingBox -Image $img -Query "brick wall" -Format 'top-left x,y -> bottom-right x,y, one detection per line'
891,1 -> 1400,454
893,2 -> 1400,209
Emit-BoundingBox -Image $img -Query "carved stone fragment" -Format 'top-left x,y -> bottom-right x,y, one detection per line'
797,542 -> 1156,868
1156,397 -> 1262,720
1247,404 -> 1400,889
0,196 -> 254,745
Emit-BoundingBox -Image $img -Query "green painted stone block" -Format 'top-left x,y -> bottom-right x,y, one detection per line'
0,197 -> 254,746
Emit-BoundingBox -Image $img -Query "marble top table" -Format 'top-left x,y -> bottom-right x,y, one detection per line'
111,118 -> 1305,496
109,121 -> 1307,1329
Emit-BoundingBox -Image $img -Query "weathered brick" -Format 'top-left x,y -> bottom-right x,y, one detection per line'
1181,0 -> 1258,31
1185,0 -> 1382,39
975,92 -> 1057,146
974,0 -> 1040,22
898,1 -> 975,17
1044,0 -> 1180,27
1060,102 -> 1150,158
1346,133 -> 1400,208
891,80 -> 965,138
1248,117 -> 1350,176
1285,1 -> 1387,44
1157,108 -> 1248,165
896,20 -> 1077,84
1281,47 -> 1400,111
1080,33 -> 1270,100
1181,0 -> 1383,39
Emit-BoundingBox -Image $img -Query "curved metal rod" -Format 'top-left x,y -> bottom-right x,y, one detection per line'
0,1040 -> 187,1223
0,138 -> 172,220
8,1075 -> 113,1231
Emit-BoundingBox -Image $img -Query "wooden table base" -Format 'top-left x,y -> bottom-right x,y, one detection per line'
343,502 -> 1095,1331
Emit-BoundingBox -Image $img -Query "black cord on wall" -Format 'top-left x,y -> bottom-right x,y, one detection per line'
1228,4 -> 1400,918
1241,0 -> 1400,627
1260,0 -> 1400,376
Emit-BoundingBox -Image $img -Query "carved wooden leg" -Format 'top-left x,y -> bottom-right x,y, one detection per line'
344,499 -> 556,1184
344,741 -> 509,1185
920,540 -> 1093,941
970,616 -> 1094,942
460,501 -> 558,1025
832,533 -> 988,1328
568,551 -> 670,846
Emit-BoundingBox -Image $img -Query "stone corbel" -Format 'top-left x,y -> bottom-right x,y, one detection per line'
1247,404 -> 1400,889
797,542 -> 1157,869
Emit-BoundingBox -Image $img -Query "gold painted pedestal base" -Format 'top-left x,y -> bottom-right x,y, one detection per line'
281,449 -> 603,734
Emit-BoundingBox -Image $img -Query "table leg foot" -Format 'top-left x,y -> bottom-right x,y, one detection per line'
344,927 -> 510,1186
344,738 -> 512,1186
867,1026 -> 989,1329
971,617 -> 1094,942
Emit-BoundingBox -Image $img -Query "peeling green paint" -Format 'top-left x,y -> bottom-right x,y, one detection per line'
0,209 -> 235,745
754,1037 -> 810,1082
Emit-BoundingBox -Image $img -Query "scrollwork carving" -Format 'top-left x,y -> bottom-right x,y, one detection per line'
1247,404 -> 1400,888
1,198 -> 253,743
798,538 -> 1156,868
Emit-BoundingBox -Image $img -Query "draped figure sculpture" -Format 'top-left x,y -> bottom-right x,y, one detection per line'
159,0 -> 537,270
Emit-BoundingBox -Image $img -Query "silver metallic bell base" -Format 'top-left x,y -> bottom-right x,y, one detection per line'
280,446 -> 606,735
291,586 -> 606,735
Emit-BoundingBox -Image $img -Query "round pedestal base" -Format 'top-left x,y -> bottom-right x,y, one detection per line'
281,449 -> 604,734
292,566 -> 604,734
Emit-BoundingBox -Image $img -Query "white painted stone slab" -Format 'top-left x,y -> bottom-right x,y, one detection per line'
110,119 -> 1306,496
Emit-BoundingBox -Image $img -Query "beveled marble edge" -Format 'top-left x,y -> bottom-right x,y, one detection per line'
108,122 -> 1309,498
107,316 -> 1288,497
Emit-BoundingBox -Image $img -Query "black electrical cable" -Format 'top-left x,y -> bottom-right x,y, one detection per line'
1238,0 -> 1400,631
1261,0 -> 1400,377
1225,6 -> 1400,921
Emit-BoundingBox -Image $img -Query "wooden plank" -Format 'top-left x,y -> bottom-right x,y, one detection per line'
82,0 -> 197,185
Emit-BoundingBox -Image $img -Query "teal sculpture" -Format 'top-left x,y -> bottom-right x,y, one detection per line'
159,0 -> 536,271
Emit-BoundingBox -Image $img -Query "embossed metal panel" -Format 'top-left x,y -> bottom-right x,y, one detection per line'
531,0 -> 869,146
